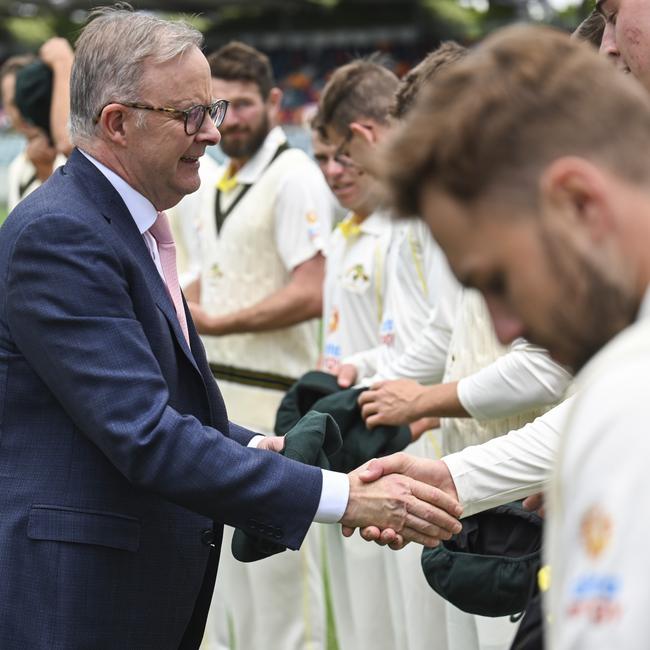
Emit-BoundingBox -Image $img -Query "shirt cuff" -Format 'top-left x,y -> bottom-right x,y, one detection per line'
456,377 -> 476,417
313,469 -> 350,523
247,435 -> 265,449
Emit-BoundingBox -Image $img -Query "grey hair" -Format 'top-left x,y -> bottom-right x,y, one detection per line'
70,3 -> 203,142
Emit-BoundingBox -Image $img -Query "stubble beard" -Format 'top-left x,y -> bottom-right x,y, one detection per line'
538,229 -> 639,373
219,112 -> 271,160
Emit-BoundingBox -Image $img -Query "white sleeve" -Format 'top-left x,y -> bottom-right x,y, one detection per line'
374,252 -> 460,384
457,338 -> 573,420
343,346 -> 381,384
313,469 -> 350,523
443,396 -> 573,517
273,159 -> 333,271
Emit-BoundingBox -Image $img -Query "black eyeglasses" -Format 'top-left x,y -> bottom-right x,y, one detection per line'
332,123 -> 376,168
332,130 -> 355,167
95,99 -> 229,135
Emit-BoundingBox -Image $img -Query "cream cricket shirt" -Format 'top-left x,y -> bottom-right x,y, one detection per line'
321,210 -> 393,373
173,126 -> 333,432
344,218 -> 443,381
547,289 -> 650,649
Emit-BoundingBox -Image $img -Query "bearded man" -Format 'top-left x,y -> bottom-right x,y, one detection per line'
174,41 -> 333,650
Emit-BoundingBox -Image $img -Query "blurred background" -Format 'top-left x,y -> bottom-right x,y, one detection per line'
0,0 -> 593,221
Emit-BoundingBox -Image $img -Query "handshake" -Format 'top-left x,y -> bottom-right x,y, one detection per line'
260,412 -> 462,550
340,452 -> 462,549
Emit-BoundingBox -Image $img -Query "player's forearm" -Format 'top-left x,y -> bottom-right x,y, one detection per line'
49,53 -> 74,156
413,381 -> 468,419
205,282 -> 322,335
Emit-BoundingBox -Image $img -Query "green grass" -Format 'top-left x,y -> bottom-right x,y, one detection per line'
0,204 -> 7,226
323,532 -> 340,650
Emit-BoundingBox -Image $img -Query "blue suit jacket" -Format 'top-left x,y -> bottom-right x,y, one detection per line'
0,149 -> 323,649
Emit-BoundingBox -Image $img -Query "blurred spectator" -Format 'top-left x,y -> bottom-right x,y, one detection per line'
1,54 -> 59,210
0,37 -> 73,211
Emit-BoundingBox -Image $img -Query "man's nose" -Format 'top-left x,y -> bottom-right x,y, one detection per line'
197,113 -> 221,146
324,157 -> 345,180
599,22 -> 619,60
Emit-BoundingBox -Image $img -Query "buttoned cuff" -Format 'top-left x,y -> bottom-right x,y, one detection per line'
313,469 -> 350,523
247,435 -> 265,448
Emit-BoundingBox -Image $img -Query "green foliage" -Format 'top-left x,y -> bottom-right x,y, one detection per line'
426,0 -> 484,39
4,17 -> 57,46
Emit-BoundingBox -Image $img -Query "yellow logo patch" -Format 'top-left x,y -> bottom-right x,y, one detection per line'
580,505 -> 612,559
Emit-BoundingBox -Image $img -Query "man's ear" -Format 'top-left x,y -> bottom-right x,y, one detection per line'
349,121 -> 376,144
97,103 -> 129,147
539,156 -> 615,242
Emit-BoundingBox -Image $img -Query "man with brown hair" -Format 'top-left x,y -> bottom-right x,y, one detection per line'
390,41 -> 467,120
379,23 -> 650,647
351,41 -> 571,650
173,41 -> 333,650
318,57 -> 459,650
309,111 -> 398,650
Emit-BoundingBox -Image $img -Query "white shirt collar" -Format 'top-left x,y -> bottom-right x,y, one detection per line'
361,209 -> 392,236
79,149 -> 158,235
232,126 -> 287,185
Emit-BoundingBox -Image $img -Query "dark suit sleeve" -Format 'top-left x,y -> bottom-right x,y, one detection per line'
229,421 -> 258,446
5,214 -> 321,549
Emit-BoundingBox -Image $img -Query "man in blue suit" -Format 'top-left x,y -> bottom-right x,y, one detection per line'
0,6 -> 462,649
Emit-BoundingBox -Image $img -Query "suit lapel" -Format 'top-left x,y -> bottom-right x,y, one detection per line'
64,150 -> 201,374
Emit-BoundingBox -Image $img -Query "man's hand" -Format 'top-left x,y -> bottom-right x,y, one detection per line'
188,301 -> 227,335
522,492 -> 546,518
39,37 -> 74,156
344,452 -> 461,549
337,363 -> 358,388
358,379 -> 426,428
340,456 -> 462,549
257,436 -> 286,453
39,37 -> 74,69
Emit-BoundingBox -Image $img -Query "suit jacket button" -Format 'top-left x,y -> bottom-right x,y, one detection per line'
201,529 -> 215,547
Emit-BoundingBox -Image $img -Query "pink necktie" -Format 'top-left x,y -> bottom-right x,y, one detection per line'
149,211 -> 190,345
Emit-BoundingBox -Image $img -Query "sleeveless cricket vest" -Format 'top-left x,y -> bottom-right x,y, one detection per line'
441,289 -> 554,454
198,148 -> 321,432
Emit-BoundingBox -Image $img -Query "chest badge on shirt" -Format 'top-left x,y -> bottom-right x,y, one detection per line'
580,505 -> 612,559
342,263 -> 370,293
209,262 -> 224,279
328,306 -> 340,334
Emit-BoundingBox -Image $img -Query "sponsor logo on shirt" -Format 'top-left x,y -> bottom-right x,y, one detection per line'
322,341 -> 342,374
306,211 -> 322,245
380,317 -> 395,346
566,505 -> 621,624
566,573 -> 622,623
